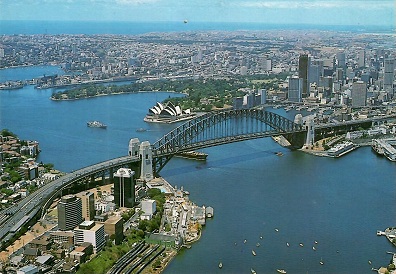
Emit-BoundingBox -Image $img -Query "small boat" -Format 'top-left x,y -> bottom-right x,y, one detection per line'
275,152 -> 283,156
368,260 -> 372,265
275,228 -> 279,232
259,236 -> 263,239
87,120 -> 107,129
136,128 -> 147,132
219,262 -> 223,269
256,242 -> 260,247
251,268 -> 257,274
299,243 -> 304,247
277,269 -> 287,274
314,240 -> 318,244
252,250 -> 256,256
312,246 -> 316,251
244,239 -> 247,244
286,242 -> 290,247
320,258 -> 324,265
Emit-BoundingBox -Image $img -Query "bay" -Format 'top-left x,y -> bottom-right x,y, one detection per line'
0,66 -> 395,273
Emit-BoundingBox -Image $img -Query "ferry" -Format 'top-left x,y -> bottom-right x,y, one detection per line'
175,151 -> 208,161
326,141 -> 355,157
87,121 -> 107,129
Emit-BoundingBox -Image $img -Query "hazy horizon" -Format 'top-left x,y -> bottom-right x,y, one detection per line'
0,0 -> 394,27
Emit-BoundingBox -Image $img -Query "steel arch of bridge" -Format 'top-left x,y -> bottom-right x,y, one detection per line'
152,108 -> 305,174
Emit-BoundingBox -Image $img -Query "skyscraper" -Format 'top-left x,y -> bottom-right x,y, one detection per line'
384,58 -> 395,97
352,81 -> 367,107
58,195 -> 83,231
288,77 -> 303,102
337,51 -> 346,68
298,54 -> 309,98
113,168 -> 135,208
357,49 -> 365,68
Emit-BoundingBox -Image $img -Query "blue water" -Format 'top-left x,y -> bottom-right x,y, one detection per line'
1,68 -> 395,273
0,20 -> 393,35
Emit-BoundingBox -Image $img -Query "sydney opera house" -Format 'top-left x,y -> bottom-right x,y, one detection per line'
144,101 -> 195,123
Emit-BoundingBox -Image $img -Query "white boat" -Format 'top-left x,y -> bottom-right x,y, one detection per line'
252,250 -> 256,256
299,243 -> 304,247
219,262 -> 223,269
320,258 -> 324,265
312,246 -> 316,251
275,228 -> 279,232
277,269 -> 287,274
87,120 -> 107,128
256,242 -> 260,247
314,240 -> 318,244
251,268 -> 257,274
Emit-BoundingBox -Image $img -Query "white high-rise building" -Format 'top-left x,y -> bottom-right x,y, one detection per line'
74,221 -> 105,254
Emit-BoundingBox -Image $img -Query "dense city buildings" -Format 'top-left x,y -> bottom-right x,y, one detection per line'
288,77 -> 303,102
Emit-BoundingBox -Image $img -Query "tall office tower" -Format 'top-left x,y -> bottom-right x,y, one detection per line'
243,93 -> 255,108
288,77 -> 303,102
308,63 -> 320,86
384,58 -> 395,97
58,195 -> 83,231
352,81 -> 367,107
337,51 -> 346,68
74,221 -> 105,254
139,141 -> 153,182
258,89 -> 267,104
113,168 -> 135,208
298,54 -> 309,98
335,68 -> 344,82
76,191 -> 95,221
357,49 -> 365,68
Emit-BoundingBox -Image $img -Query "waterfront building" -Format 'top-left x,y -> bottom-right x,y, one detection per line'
113,168 -> 135,208
74,221 -> 105,254
76,191 -> 95,221
243,93 -> 255,108
298,54 -> 309,97
288,77 -> 303,102
384,58 -> 395,97
57,195 -> 83,231
352,81 -> 367,107
145,101 -> 194,123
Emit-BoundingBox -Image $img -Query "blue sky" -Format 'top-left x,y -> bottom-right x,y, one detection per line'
0,0 -> 394,26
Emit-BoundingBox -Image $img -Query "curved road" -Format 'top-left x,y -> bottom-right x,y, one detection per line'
0,155 -> 139,243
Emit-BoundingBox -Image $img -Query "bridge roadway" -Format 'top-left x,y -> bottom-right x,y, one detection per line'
0,155 -> 139,243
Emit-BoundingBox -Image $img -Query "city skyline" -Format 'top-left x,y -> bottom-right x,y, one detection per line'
0,0 -> 394,27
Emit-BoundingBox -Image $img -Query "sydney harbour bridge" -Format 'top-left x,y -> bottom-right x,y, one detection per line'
0,107 -> 395,241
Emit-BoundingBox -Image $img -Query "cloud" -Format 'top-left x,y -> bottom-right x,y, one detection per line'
237,0 -> 394,10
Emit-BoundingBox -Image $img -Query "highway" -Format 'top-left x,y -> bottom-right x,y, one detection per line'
0,155 -> 139,243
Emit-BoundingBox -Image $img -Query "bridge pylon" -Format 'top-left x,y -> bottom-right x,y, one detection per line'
139,141 -> 154,182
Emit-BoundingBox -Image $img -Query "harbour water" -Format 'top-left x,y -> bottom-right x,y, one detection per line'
1,66 -> 395,273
